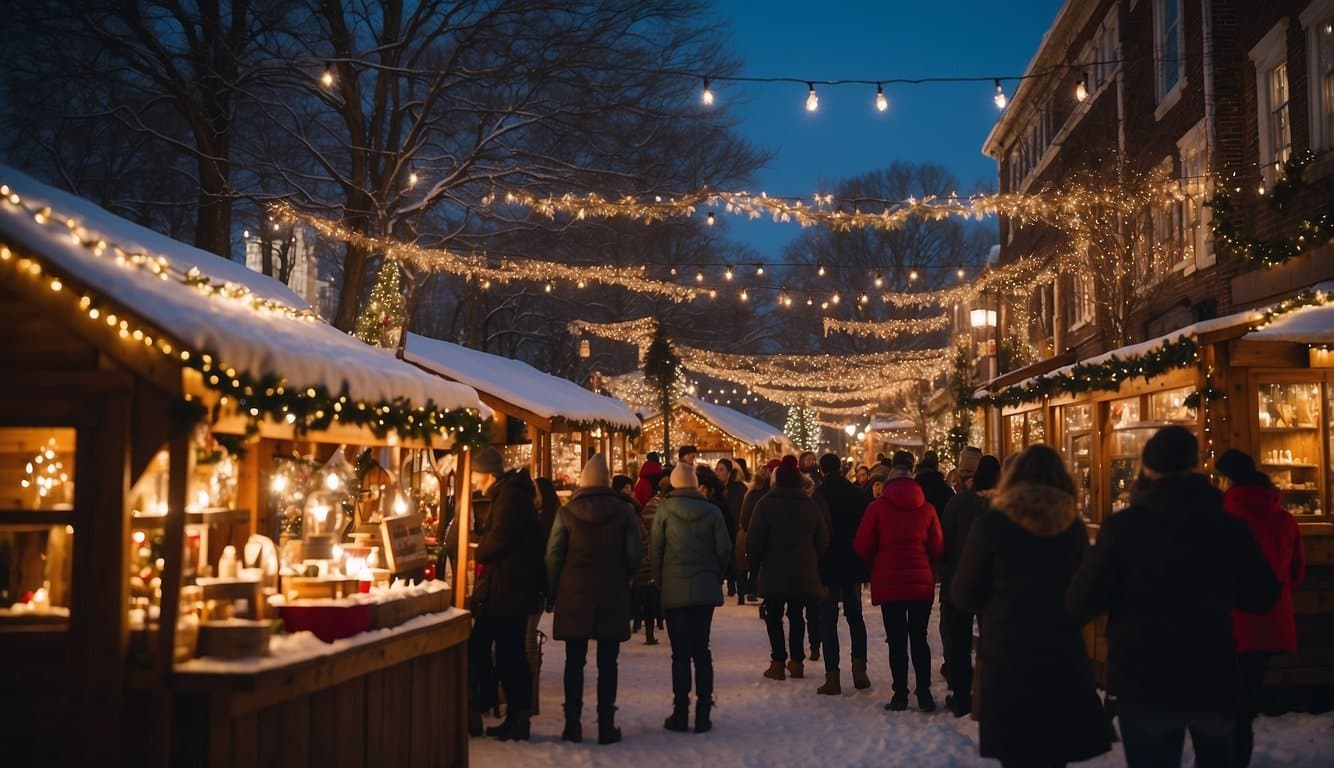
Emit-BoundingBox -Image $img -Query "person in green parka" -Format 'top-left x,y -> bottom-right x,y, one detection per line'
652,462 -> 732,735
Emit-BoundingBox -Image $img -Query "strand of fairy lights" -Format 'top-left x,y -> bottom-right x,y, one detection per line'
822,313 -> 951,340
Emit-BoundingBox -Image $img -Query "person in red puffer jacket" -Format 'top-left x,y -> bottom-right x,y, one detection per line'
634,453 -> 664,510
854,450 -> 944,712
1216,449 -> 1305,768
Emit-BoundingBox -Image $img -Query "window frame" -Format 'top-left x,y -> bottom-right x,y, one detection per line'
1250,20 -> 1291,185
1301,0 -> 1334,151
1154,0 -> 1185,113
1177,119 -> 1213,271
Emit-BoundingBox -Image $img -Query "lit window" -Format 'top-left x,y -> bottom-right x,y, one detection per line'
1300,0 -> 1334,150
1250,20 -> 1291,183
1178,120 -> 1213,269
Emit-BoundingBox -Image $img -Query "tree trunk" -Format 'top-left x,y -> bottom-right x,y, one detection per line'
333,240 -> 370,331
193,153 -> 232,259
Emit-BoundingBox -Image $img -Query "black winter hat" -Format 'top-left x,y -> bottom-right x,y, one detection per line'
1215,449 -> 1257,482
818,453 -> 841,475
1141,426 -> 1199,474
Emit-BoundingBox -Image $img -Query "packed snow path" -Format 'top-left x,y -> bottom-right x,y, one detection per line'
473,589 -> 1334,766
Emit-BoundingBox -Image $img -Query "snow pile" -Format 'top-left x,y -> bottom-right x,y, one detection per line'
1245,282 -> 1334,344
474,592 -> 1334,767
406,333 -> 640,431
0,165 -> 487,416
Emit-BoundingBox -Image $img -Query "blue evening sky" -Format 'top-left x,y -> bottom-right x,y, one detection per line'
713,0 -> 1066,257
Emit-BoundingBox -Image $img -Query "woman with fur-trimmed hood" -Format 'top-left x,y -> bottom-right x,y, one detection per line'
951,445 -> 1110,766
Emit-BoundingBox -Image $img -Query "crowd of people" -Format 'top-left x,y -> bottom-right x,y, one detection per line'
462,427 -> 1305,767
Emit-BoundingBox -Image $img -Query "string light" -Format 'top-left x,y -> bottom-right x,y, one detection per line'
993,79 -> 1007,109
822,313 -> 951,340
1075,72 -> 1089,102
320,67 -> 334,88
873,272 -> 884,288
706,211 -> 715,226
407,170 -> 419,188
701,78 -> 714,106
805,82 -> 819,112
908,268 -> 919,282
724,264 -> 733,281
875,83 -> 888,112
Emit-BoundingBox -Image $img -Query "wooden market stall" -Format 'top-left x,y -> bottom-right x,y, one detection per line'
977,284 -> 1334,705
0,166 -> 491,767
404,333 -> 642,486
638,395 -> 788,469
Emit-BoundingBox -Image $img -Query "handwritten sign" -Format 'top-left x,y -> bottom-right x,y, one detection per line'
379,512 -> 428,574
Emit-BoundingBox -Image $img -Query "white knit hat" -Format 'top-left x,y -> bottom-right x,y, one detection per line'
670,462 -> 698,490
580,453 -> 611,487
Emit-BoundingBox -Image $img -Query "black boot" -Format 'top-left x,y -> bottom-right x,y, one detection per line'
561,705 -> 582,743
694,697 -> 713,734
485,708 -> 532,741
664,696 -> 690,732
597,709 -> 622,745
645,624 -> 659,646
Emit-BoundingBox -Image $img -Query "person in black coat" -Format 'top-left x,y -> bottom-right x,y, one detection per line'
812,453 -> 871,694
952,445 -> 1111,767
1066,427 -> 1280,768
469,450 -> 544,741
716,458 -> 748,600
937,453 -> 1000,717
914,451 -> 955,533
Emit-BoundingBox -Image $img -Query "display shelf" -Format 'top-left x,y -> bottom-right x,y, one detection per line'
131,508 -> 251,526
1259,427 -> 1321,432
1261,462 -> 1320,469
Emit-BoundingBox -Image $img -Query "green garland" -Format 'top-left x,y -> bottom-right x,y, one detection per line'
1210,151 -> 1334,268
971,337 -> 1200,409
188,351 -> 491,447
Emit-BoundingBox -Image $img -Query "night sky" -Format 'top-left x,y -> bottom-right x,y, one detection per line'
714,0 -> 1066,257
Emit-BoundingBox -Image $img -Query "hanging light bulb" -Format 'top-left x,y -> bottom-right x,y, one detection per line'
739,289 -> 749,302
831,292 -> 841,305
321,67 -> 334,88
724,265 -> 734,281
817,263 -> 826,277
806,297 -> 813,306
873,271 -> 884,288
1075,72 -> 1089,102
755,263 -> 765,276
908,268 -> 919,282
806,82 -> 819,112
993,79 -> 1007,110
407,169 -> 419,188
701,78 -> 714,106
957,267 -> 966,280
695,271 -> 704,283
875,83 -> 888,112
706,211 -> 715,226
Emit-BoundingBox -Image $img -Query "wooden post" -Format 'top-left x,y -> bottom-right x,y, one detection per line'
452,449 -> 472,610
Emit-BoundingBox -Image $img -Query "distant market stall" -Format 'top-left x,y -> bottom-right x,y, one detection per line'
405,333 -> 641,485
0,167 -> 490,767
638,396 -> 788,468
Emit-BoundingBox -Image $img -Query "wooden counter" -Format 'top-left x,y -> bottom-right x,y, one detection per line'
164,609 -> 470,768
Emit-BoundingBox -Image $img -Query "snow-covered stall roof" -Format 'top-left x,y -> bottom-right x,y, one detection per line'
0,166 -> 489,433
679,396 -> 786,449
405,334 -> 640,431
1244,282 -> 1334,343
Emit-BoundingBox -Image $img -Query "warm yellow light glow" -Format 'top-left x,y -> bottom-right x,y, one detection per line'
701,79 -> 714,106
321,69 -> 334,87
806,83 -> 819,112
875,84 -> 888,112
993,80 -> 1007,109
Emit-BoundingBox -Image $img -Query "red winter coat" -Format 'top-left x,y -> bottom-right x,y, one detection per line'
633,459 -> 663,510
1225,482 -> 1305,653
854,477 -> 943,604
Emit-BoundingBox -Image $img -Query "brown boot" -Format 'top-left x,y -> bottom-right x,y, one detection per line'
786,659 -> 804,679
816,669 -> 841,695
851,660 -> 871,690
763,660 -> 786,681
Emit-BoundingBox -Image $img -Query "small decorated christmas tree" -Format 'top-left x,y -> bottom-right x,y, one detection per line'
354,260 -> 407,348
784,405 -> 819,453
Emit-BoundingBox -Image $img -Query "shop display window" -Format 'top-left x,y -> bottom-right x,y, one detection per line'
0,427 -> 76,617
551,432 -> 584,489
1061,405 -> 1093,520
1107,388 -> 1198,514
1257,381 -> 1324,516
1006,410 -> 1046,456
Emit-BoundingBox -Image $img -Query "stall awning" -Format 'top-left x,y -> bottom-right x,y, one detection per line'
1244,282 -> 1334,343
405,334 -> 640,432
0,166 -> 489,440
675,396 -> 787,450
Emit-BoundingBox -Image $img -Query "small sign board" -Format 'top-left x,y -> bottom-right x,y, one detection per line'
379,512 -> 428,575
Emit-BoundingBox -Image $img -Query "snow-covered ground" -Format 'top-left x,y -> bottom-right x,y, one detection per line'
473,590 -> 1334,766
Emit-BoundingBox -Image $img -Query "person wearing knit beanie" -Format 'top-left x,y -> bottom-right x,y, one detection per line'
774,464 -> 803,489
671,462 -> 699,491
1140,425 -> 1199,475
